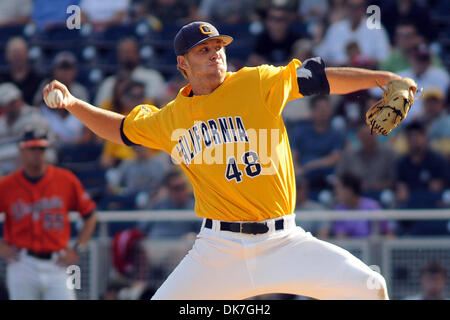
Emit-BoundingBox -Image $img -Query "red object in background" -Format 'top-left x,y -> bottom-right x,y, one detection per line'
112,228 -> 145,275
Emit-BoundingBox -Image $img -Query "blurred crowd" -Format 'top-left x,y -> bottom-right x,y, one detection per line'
0,0 -> 449,301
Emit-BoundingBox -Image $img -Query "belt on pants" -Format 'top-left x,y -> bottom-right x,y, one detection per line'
25,249 -> 54,260
204,218 -> 285,235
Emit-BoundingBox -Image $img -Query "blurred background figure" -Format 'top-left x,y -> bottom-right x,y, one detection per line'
136,0 -> 198,27
100,79 -> 150,169
139,170 -> 200,239
94,37 -> 166,107
397,43 -> 450,122
100,146 -> 171,210
34,51 -> 88,147
0,82 -> 50,176
336,123 -> 398,195
196,0 -> 253,25
247,5 -> 303,67
0,37 -> 43,106
381,0 -> 436,44
80,0 -> 130,32
395,121 -> 449,235
381,20 -> 442,73
422,87 -> 450,162
295,175 -> 329,238
31,0 -> 79,31
0,0 -> 32,27
289,95 -> 346,191
404,261 -> 448,300
328,172 -> 394,239
316,0 -> 391,67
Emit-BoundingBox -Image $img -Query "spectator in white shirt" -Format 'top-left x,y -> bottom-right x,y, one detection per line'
80,0 -> 130,32
397,43 -> 450,122
316,0 -> 391,66
0,83 -> 52,176
94,37 -> 166,107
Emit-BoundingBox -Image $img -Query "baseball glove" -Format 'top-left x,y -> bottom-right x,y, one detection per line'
365,78 -> 418,136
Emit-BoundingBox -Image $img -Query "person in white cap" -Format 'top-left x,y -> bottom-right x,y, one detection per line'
0,82 -> 49,176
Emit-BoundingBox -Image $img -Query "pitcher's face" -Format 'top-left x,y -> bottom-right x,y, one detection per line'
178,39 -> 227,82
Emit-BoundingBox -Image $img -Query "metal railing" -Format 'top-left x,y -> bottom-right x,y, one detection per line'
1,209 -> 450,300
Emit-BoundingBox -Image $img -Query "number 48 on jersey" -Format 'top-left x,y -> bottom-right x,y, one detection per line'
225,151 -> 262,183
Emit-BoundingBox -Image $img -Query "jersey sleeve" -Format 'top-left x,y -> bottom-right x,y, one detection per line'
67,172 -> 96,218
121,104 -> 167,151
258,59 -> 303,117
258,58 -> 330,117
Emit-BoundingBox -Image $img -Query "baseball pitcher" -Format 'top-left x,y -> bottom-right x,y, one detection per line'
42,21 -> 418,299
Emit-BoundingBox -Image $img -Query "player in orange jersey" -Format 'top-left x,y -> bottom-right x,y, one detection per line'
0,127 -> 98,300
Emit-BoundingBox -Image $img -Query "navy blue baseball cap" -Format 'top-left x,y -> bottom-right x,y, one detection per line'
174,21 -> 233,56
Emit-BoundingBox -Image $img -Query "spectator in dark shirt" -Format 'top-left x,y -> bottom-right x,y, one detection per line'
139,0 -> 198,27
396,121 -> 448,207
139,170 -> 199,239
404,261 -> 449,300
422,88 -> 450,161
247,6 -> 303,67
336,123 -> 398,194
0,37 -> 43,106
290,95 -> 346,190
380,0 -> 436,43
395,121 -> 449,235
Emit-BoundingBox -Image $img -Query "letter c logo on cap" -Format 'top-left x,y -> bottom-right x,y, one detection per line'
199,25 -> 212,35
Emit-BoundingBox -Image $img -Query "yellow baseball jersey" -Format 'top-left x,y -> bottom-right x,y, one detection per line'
122,59 -> 304,221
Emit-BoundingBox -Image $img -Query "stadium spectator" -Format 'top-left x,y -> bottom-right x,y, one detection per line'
289,95 -> 346,191
0,0 -> 32,27
404,261 -> 449,300
381,20 -> 442,73
31,0 -> 79,31
0,37 -> 43,106
283,39 -> 317,124
196,0 -> 253,25
295,175 -> 329,238
80,0 -> 130,32
100,79 -> 151,168
330,172 -> 394,238
140,170 -> 199,239
247,6 -> 303,67
336,123 -> 398,194
397,43 -> 450,122
297,0 -> 329,25
327,0 -> 347,24
380,0 -> 436,44
159,73 -> 188,106
100,146 -> 171,210
138,0 -> 198,27
0,83 -> 51,176
34,52 -> 88,147
395,121 -> 448,235
94,37 -> 166,107
422,88 -> 450,161
316,0 -> 390,66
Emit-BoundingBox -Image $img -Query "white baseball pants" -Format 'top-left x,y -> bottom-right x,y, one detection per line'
6,250 -> 75,300
152,214 -> 388,300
